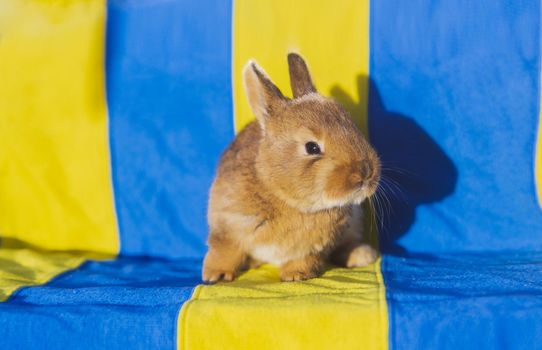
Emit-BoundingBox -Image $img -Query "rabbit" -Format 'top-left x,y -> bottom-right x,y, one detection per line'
202,53 -> 381,283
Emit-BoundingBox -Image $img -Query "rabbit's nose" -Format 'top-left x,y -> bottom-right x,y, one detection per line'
360,160 -> 373,180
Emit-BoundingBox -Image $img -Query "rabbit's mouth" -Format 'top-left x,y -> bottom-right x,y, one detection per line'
315,184 -> 377,210
351,191 -> 370,205
294,190 -> 366,213
352,180 -> 379,205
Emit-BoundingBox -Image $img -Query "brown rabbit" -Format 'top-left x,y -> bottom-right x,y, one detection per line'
202,53 -> 380,283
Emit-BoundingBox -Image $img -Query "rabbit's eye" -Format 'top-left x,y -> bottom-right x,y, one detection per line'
305,141 -> 321,155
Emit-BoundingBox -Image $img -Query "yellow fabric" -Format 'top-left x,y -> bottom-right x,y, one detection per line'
0,0 -> 118,254
180,2 -> 388,349
0,245 -> 86,302
232,0 -> 370,134
0,0 -> 118,301
179,260 -> 388,350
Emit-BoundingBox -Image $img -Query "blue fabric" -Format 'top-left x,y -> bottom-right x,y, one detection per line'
0,257 -> 201,349
371,1 -> 542,349
106,0 -> 234,259
383,253 -> 542,350
370,0 -> 542,253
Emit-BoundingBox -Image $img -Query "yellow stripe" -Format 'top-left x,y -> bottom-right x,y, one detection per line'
0,0 -> 118,300
179,2 -> 388,348
179,261 -> 387,350
232,0 -> 370,134
0,247 -> 85,302
0,0 -> 118,254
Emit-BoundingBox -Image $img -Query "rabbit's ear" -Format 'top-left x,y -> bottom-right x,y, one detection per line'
288,53 -> 317,98
243,61 -> 287,128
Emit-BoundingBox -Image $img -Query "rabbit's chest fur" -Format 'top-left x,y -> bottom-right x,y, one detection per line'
246,206 -> 350,265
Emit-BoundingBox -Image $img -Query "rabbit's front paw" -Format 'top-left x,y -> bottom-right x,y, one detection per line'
280,255 -> 322,282
280,269 -> 318,282
202,266 -> 237,284
202,249 -> 241,283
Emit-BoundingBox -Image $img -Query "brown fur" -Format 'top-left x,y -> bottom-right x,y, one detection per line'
203,53 -> 381,283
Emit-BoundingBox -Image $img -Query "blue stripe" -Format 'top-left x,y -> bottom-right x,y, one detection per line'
370,0 -> 542,253
370,1 -> 542,348
0,257 -> 201,349
106,0 -> 234,258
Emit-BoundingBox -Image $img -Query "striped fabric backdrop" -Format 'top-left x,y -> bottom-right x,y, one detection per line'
1,0 -> 542,349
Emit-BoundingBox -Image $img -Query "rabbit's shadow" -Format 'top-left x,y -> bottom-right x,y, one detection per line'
331,76 -> 458,254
